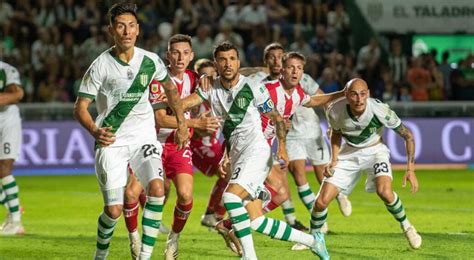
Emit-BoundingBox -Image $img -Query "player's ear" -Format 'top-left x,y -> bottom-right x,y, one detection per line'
136,23 -> 140,36
190,51 -> 194,62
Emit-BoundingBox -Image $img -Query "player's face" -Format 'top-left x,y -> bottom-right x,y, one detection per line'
281,58 -> 304,88
215,49 -> 240,82
167,42 -> 194,73
265,49 -> 283,77
346,84 -> 370,115
198,66 -> 217,79
109,13 -> 139,51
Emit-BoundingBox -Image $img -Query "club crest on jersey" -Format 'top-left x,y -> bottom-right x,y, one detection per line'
139,73 -> 149,87
150,82 -> 160,94
235,97 -> 248,108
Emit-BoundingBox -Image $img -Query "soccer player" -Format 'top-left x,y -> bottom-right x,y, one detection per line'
74,3 -> 188,260
192,59 -> 228,228
0,60 -> 25,235
181,41 -> 329,260
312,78 -> 422,252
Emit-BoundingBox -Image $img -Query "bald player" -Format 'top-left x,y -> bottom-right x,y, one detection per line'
310,78 -> 422,254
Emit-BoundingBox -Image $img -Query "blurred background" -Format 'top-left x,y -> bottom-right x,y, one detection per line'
0,0 -> 473,174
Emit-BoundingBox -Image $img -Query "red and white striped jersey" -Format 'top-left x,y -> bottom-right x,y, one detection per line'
261,79 -> 310,145
149,69 -> 198,146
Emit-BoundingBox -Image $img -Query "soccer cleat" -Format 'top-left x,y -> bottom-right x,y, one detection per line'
94,249 -> 109,260
311,232 -> 330,260
128,231 -> 141,260
404,226 -> 422,249
1,221 -> 25,236
215,220 -> 242,256
290,219 -> 309,232
320,222 -> 329,234
291,242 -> 309,251
201,213 -> 219,228
164,231 -> 179,260
159,223 -> 170,234
336,194 -> 352,217
1,206 -> 24,231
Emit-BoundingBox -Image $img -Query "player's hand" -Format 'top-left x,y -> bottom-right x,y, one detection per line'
197,110 -> 222,133
276,148 -> 288,170
402,170 -> 418,193
199,73 -> 214,92
324,161 -> 337,177
93,126 -> 116,147
174,123 -> 189,150
218,156 -> 231,180
284,118 -> 292,131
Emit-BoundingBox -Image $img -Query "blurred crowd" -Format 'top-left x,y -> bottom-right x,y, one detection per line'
0,0 -> 473,103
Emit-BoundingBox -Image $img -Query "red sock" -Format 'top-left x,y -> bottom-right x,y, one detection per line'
138,189 -> 147,208
207,178 -> 228,213
172,201 -> 193,233
223,218 -> 232,230
123,202 -> 139,232
215,202 -> 227,219
263,183 -> 279,213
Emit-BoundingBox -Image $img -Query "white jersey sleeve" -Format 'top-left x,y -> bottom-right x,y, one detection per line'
300,73 -> 319,95
78,60 -> 104,99
371,98 -> 401,129
254,83 -> 274,114
153,54 -> 169,82
3,63 -> 21,86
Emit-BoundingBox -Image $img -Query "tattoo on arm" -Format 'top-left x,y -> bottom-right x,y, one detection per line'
395,123 -> 415,164
162,79 -> 186,126
267,110 -> 286,143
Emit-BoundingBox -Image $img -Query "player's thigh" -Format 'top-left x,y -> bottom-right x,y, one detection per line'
230,145 -> 272,200
0,116 -> 21,162
129,141 -> 165,190
307,137 -> 331,166
363,145 -> 393,193
173,172 -> 194,202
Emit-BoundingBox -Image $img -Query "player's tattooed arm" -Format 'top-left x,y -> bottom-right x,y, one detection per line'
182,93 -> 205,110
304,89 -> 345,108
265,109 -> 289,168
161,78 -> 189,149
394,123 -> 419,193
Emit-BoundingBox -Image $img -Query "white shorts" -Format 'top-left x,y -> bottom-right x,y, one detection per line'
95,140 -> 164,205
229,144 -> 272,200
323,143 -> 392,196
0,115 -> 22,160
286,137 -> 331,166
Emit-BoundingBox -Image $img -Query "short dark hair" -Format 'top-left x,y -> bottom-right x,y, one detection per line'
213,41 -> 239,59
282,51 -> 306,66
263,42 -> 284,61
108,2 -> 138,25
194,58 -> 215,72
168,34 -> 192,50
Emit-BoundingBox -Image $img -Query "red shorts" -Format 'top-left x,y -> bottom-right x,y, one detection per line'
190,138 -> 224,176
161,144 -> 193,179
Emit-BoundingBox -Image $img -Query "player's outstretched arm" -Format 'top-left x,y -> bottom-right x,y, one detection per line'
265,109 -> 288,168
181,92 -> 205,110
394,123 -> 418,193
74,97 -> 115,147
304,89 -> 345,108
325,128 -> 342,177
161,78 -> 189,149
154,109 -> 221,132
0,84 -> 24,106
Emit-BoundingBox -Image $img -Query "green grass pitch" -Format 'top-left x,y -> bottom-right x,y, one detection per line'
1,169 -> 473,259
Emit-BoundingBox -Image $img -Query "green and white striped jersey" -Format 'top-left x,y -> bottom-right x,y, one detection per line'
197,75 -> 274,153
0,61 -> 22,119
327,98 -> 401,148
78,47 -> 169,146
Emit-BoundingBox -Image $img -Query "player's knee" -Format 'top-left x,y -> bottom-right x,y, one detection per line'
104,205 -> 123,219
177,188 -> 193,204
0,160 -> 13,177
124,187 -> 139,202
147,181 -> 165,197
315,196 -> 330,210
376,187 -> 394,203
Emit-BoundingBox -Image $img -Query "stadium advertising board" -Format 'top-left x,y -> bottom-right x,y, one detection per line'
13,119 -> 474,175
356,0 -> 474,33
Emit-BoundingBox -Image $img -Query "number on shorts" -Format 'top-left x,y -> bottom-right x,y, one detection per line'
142,144 -> 160,158
373,162 -> 389,175
3,143 -> 10,154
318,147 -> 324,160
231,167 -> 241,180
158,168 -> 163,177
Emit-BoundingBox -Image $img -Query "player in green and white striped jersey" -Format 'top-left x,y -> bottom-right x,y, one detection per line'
181,42 -> 328,260
312,78 -> 422,251
74,3 -> 188,260
0,61 -> 25,236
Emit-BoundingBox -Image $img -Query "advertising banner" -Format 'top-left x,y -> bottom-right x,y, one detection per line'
356,0 -> 474,33
13,119 -> 474,175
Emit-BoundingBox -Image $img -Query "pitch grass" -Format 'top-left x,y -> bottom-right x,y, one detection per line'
0,169 -> 473,259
